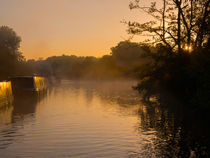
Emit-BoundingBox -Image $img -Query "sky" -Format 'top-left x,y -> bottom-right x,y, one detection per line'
0,0 -> 155,59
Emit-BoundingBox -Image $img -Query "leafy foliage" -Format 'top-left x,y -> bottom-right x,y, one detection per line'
128,0 -> 210,108
134,44 -> 210,108
0,26 -> 24,81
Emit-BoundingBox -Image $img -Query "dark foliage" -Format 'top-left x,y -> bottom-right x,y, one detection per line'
134,44 -> 210,109
0,28 -> 147,81
0,26 -> 24,81
23,41 -> 148,80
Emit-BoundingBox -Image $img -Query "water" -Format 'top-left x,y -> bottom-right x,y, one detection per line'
0,80 -> 209,158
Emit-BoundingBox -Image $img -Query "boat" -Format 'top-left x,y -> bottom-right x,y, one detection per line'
10,76 -> 48,96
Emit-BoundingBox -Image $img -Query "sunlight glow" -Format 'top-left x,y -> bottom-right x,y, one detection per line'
185,45 -> 188,50
184,44 -> 193,52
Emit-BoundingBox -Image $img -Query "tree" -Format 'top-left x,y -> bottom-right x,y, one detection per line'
128,1 -> 210,106
0,26 -> 24,80
111,41 -> 152,78
127,0 -> 210,52
111,41 -> 145,67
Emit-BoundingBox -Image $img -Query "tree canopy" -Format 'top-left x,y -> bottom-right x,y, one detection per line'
111,41 -> 145,67
0,26 -> 24,80
128,0 -> 210,52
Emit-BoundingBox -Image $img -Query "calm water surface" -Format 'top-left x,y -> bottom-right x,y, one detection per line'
0,81 -> 209,158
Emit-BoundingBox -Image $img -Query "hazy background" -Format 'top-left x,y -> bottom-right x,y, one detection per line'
0,0 -> 155,59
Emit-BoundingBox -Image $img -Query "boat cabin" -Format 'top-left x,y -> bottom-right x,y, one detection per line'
10,76 -> 48,95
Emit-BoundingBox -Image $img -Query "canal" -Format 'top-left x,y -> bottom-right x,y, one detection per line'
0,80 -> 209,157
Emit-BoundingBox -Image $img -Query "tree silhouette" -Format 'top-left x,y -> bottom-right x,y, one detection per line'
0,26 -> 24,80
127,1 -> 210,107
127,0 -> 210,52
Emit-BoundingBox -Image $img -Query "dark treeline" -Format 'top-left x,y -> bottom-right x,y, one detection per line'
0,25 -> 149,81
23,41 -> 150,80
134,44 -> 210,108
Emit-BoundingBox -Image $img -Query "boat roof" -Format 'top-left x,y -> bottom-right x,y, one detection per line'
9,76 -> 44,79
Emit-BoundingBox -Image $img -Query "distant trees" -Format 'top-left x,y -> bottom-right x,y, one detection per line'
0,26 -> 24,81
31,54 -> 119,80
111,41 -> 150,78
45,55 -> 98,79
111,41 -> 143,67
0,26 -> 147,81
21,41 -> 149,80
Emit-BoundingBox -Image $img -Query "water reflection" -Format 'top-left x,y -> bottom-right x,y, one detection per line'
12,95 -> 38,122
137,101 -> 210,157
0,81 -> 13,108
0,91 -> 47,150
62,81 -> 210,157
0,81 -> 209,157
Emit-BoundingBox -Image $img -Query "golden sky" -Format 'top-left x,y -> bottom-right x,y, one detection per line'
0,0 -> 155,59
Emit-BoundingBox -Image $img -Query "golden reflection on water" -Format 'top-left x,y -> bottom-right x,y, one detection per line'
0,81 -> 13,108
0,80 -> 208,157
0,80 -> 150,157
0,105 -> 13,125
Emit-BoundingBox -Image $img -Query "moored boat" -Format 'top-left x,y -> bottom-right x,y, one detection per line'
10,76 -> 48,96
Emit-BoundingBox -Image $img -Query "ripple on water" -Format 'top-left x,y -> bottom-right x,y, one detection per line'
1,81 -> 208,157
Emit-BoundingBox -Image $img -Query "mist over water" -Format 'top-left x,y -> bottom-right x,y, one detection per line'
0,80 -> 209,158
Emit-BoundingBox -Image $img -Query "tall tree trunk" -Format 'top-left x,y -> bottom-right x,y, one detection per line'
188,0 -> 193,46
198,0 -> 210,48
177,0 -> 181,53
162,0 -> 166,40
